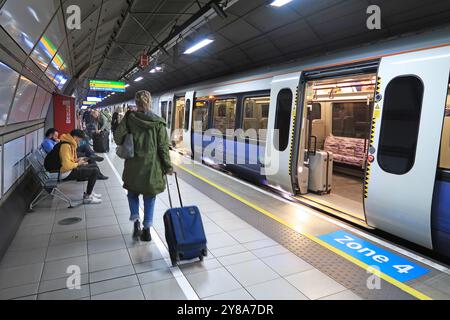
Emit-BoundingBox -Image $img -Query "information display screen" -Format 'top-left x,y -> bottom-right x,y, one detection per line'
89,80 -> 125,92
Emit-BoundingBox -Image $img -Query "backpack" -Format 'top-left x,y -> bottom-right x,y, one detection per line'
44,141 -> 69,172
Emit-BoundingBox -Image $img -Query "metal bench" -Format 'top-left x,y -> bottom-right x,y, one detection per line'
27,150 -> 74,210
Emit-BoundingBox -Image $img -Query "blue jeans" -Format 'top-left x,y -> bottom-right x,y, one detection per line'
77,142 -> 95,157
127,191 -> 156,229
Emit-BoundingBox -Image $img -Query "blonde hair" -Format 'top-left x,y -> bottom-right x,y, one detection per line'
135,90 -> 152,112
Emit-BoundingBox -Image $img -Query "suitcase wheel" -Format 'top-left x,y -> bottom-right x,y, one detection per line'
199,255 -> 204,262
201,249 -> 208,257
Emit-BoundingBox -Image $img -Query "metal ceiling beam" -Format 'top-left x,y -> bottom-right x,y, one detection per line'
130,15 -> 167,54
118,0 -> 226,80
91,0 -> 137,82
130,11 -> 195,16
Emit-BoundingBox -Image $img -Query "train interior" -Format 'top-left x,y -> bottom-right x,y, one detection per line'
300,73 -> 377,220
172,96 -> 186,147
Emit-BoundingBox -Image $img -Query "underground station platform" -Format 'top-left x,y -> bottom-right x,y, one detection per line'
1,149 -> 448,301
1,0 -> 450,313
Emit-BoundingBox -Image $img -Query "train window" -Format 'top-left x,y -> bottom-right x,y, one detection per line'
213,98 -> 237,134
378,76 -> 424,175
0,62 -> 20,126
192,100 -> 209,132
274,89 -> 293,151
438,79 -> 450,170
332,102 -> 371,139
167,101 -> 173,128
243,96 -> 270,141
311,103 -> 321,120
184,99 -> 191,131
161,101 -> 168,121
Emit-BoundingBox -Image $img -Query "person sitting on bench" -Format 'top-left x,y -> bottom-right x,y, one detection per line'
42,128 -> 108,180
58,130 -> 103,204
42,128 -> 104,162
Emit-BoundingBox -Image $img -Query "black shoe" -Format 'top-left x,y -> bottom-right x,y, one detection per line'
133,220 -> 142,240
90,155 -> 104,162
97,174 -> 109,180
140,228 -> 151,242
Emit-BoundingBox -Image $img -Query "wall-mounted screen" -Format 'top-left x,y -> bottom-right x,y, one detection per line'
26,130 -> 38,155
8,76 -> 37,124
0,62 -> 20,126
3,136 -> 26,193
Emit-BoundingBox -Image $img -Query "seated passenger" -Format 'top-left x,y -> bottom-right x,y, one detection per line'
42,128 -> 104,162
59,130 -> 103,204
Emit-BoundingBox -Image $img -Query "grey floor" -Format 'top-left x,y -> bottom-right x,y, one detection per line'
0,149 -> 361,300
303,172 -> 365,220
332,173 -> 363,203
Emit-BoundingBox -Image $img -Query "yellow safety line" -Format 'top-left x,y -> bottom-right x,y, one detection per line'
177,164 -> 432,300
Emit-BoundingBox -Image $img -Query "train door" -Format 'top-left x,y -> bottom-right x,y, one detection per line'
191,98 -> 211,159
265,73 -> 301,194
161,94 -> 174,139
182,91 -> 194,156
172,96 -> 185,148
293,62 -> 378,222
160,100 -> 168,122
365,46 -> 450,248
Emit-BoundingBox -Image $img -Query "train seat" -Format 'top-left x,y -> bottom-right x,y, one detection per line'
324,135 -> 367,168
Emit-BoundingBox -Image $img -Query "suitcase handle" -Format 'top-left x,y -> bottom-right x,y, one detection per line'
165,172 -> 183,208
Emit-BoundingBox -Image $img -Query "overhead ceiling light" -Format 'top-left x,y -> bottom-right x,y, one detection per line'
134,76 -> 143,82
183,39 -> 214,54
87,97 -> 102,102
270,0 -> 293,7
150,66 -> 163,73
125,84 -> 130,88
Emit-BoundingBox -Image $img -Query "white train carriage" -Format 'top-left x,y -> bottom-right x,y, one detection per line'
113,27 -> 450,257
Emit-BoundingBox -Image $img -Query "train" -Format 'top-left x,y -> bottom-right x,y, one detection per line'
107,27 -> 450,258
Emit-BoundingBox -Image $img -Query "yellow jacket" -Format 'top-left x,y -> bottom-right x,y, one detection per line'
59,133 -> 79,173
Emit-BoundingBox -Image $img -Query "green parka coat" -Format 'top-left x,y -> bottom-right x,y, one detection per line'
114,111 -> 173,196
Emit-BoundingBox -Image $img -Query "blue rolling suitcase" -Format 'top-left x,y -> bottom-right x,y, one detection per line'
163,173 -> 207,266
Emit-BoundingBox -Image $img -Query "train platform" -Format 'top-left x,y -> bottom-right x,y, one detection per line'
0,148 -> 449,300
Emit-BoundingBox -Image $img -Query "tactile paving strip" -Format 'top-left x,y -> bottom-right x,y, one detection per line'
177,166 -> 415,300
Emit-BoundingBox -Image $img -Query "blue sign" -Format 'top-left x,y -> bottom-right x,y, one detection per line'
319,230 -> 429,282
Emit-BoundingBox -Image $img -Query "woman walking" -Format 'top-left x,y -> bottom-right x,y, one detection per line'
114,90 -> 173,241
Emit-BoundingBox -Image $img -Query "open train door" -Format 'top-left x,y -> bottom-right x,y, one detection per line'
159,94 -> 174,140
365,47 -> 450,248
264,73 -> 301,194
182,91 -> 194,156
